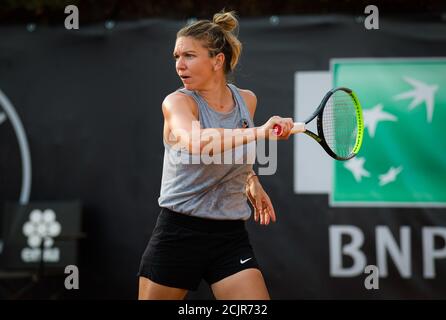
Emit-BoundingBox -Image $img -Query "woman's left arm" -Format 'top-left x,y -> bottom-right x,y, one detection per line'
246,173 -> 276,225
240,89 -> 277,226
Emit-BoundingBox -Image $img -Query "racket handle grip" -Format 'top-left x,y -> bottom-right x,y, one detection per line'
273,122 -> 305,136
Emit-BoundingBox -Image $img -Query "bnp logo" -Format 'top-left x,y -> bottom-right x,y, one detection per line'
332,59 -> 446,207
21,209 -> 62,263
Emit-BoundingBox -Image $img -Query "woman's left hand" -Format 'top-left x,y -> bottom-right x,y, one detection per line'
246,176 -> 276,225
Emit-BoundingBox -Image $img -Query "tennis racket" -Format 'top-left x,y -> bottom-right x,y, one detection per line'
273,87 -> 364,161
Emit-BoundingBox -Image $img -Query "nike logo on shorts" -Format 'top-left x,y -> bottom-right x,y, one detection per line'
240,257 -> 252,264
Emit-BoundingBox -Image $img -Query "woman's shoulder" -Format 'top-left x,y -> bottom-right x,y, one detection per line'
162,90 -> 198,116
235,87 -> 257,115
235,87 -> 256,97
163,89 -> 194,104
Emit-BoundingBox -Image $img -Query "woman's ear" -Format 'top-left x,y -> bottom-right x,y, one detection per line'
214,52 -> 225,71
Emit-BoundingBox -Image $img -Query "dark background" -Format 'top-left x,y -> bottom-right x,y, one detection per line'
1,1 -> 446,299
1,0 -> 445,25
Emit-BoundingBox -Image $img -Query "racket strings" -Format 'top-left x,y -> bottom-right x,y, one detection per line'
322,91 -> 358,158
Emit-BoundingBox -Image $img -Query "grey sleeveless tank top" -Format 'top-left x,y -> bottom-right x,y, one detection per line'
158,84 -> 255,220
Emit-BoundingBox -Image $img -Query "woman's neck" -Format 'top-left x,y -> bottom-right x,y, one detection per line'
197,78 -> 234,112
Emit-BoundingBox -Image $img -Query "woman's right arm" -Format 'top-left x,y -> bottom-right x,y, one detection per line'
162,92 -> 294,155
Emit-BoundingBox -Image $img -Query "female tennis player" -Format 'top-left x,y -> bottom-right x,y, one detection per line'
138,10 -> 294,300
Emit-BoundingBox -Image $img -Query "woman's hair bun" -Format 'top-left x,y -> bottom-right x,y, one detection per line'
213,11 -> 238,33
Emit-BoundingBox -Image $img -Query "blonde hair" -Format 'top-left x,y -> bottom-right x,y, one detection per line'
177,11 -> 242,74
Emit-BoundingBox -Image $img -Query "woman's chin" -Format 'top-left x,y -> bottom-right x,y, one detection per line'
183,84 -> 195,90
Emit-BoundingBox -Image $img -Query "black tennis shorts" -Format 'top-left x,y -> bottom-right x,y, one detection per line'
138,207 -> 259,291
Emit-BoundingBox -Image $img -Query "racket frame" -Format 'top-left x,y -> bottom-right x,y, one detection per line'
303,87 -> 364,161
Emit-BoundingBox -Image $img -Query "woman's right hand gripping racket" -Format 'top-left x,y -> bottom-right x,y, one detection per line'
273,87 -> 364,161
